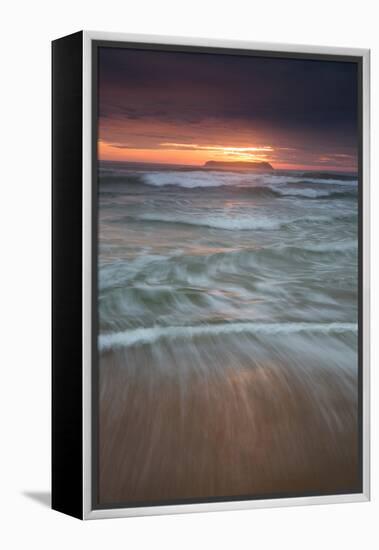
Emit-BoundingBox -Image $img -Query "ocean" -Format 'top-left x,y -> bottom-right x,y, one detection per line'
97,161 -> 359,504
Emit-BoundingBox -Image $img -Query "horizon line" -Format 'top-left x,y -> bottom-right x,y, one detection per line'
99,158 -> 358,174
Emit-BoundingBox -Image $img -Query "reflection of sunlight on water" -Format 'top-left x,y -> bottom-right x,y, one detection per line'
207,288 -> 243,298
180,244 -> 241,256
222,198 -> 258,209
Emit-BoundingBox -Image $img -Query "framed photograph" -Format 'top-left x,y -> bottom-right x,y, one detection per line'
52,31 -> 370,520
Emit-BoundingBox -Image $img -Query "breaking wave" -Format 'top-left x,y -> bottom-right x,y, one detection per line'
268,186 -> 357,199
122,211 -> 353,231
135,213 -> 282,231
99,321 -> 357,351
136,171 -> 358,190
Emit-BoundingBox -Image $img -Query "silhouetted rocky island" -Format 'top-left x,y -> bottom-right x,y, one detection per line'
204,160 -> 274,171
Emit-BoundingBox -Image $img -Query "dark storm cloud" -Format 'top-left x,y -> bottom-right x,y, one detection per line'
99,46 -> 358,135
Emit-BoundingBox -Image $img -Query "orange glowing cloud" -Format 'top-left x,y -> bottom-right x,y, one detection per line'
98,138 -> 357,171
99,140 -> 276,166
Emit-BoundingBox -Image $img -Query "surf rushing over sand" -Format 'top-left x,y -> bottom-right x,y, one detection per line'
97,161 -> 360,505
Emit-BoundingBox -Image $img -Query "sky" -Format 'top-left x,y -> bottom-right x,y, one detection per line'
98,46 -> 358,172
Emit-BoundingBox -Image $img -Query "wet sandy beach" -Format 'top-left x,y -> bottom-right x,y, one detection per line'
98,333 -> 359,505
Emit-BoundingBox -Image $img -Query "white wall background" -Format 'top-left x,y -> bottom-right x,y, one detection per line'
1,0 -> 377,547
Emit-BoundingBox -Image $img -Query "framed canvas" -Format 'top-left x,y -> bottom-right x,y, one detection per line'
52,31 -> 370,520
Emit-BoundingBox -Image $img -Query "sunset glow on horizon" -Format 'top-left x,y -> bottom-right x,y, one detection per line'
98,139 -> 357,172
99,140 -> 277,166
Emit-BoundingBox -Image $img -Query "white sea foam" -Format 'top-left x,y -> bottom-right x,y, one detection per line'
99,322 -> 357,351
302,241 -> 357,253
269,186 -> 332,198
273,240 -> 357,254
269,185 -> 356,199
142,171 -> 239,188
138,213 -> 282,230
130,211 -> 346,231
139,171 -> 357,189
